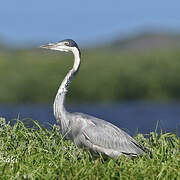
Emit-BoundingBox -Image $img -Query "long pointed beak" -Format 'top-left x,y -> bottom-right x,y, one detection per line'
39,43 -> 56,49
39,42 -> 69,52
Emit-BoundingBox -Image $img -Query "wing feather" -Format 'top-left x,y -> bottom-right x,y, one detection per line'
82,125 -> 144,157
72,112 -> 145,158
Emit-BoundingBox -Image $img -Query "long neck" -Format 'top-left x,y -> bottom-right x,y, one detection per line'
54,48 -> 81,121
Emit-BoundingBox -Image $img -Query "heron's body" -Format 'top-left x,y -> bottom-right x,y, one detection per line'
40,39 -> 145,158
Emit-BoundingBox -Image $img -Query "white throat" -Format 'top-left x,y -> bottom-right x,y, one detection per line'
53,46 -> 81,122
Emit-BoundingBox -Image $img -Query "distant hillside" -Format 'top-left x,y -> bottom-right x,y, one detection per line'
1,32 -> 180,103
111,32 -> 180,51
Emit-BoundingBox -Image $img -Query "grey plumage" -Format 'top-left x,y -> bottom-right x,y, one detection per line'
40,39 -> 145,158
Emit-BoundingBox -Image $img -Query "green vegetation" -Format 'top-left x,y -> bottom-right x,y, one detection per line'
0,47 -> 180,103
0,117 -> 179,179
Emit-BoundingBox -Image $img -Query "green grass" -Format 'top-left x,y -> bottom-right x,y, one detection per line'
0,117 -> 179,179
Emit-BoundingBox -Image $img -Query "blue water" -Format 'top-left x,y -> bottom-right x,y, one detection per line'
0,102 -> 179,136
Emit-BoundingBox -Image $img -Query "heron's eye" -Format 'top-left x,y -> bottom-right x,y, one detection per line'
64,42 -> 69,46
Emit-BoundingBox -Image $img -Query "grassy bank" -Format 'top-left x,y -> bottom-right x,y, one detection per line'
0,48 -> 180,103
0,117 -> 179,179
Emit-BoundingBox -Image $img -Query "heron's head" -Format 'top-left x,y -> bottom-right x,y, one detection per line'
40,39 -> 81,56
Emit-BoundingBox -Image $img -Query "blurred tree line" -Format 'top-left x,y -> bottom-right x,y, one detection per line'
0,35 -> 180,104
